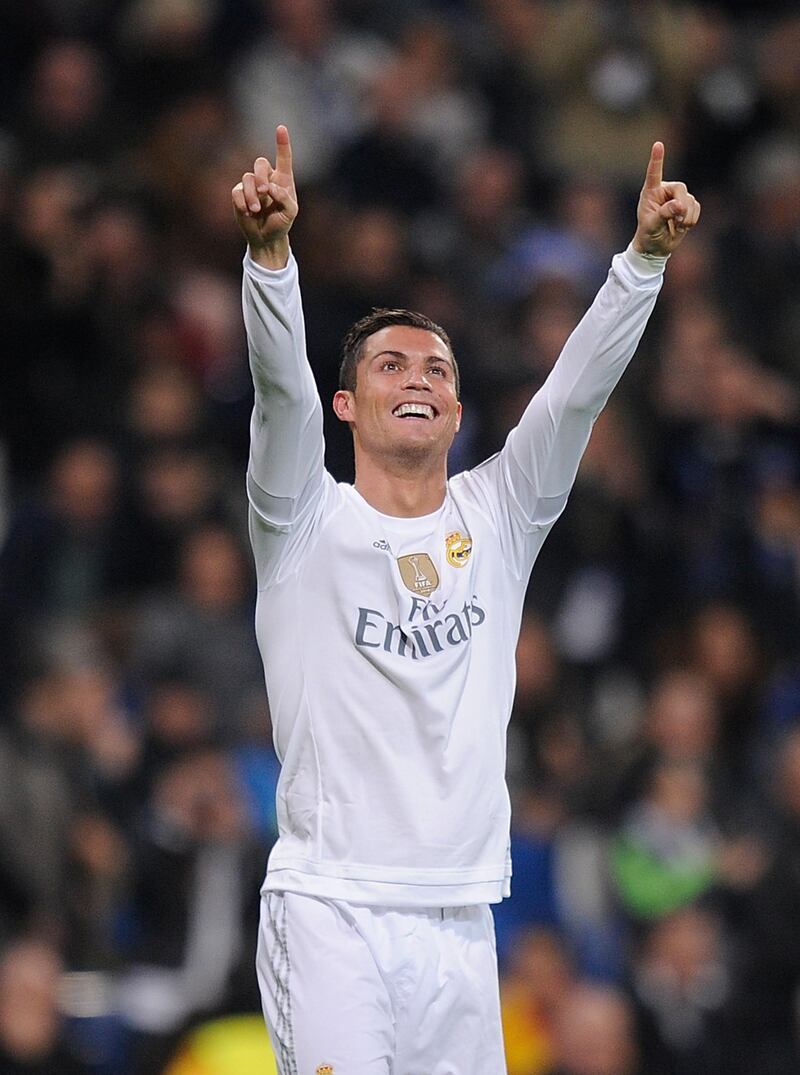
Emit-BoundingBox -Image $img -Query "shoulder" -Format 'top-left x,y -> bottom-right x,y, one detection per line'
447,458 -> 506,528
448,453 -> 504,502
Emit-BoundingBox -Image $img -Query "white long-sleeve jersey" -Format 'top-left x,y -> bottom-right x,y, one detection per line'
244,246 -> 665,907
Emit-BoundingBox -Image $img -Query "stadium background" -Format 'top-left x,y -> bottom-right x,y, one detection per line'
0,1 -> 799,1072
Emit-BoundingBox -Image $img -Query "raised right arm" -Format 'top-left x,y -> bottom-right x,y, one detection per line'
233,128 -> 325,578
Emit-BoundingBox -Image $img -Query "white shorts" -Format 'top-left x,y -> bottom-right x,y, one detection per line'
256,891 -> 507,1075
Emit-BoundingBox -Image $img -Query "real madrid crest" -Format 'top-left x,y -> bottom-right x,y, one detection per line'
397,553 -> 439,596
445,530 -> 472,567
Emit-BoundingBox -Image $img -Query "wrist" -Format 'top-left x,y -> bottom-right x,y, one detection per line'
632,230 -> 669,259
623,243 -> 669,278
249,235 -> 291,270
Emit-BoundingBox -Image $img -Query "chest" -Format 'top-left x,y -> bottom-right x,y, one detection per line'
309,505 -> 503,626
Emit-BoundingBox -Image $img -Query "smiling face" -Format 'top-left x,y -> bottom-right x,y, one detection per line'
333,324 -> 462,469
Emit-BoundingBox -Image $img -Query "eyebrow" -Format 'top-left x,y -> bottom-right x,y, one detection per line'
372,349 -> 454,370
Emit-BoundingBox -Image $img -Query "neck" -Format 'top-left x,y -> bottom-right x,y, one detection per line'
353,451 -> 447,517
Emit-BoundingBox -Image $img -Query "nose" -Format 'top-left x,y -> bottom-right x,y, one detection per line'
401,363 -> 432,391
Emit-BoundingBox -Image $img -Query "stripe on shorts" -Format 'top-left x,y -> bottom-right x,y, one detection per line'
267,894 -> 297,1075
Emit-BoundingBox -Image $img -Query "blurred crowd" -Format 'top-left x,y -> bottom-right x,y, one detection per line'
0,1 -> 799,1073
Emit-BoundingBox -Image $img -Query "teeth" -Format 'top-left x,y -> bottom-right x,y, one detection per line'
393,403 -> 434,419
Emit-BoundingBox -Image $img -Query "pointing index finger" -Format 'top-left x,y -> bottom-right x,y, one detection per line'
275,124 -> 293,177
644,141 -> 664,189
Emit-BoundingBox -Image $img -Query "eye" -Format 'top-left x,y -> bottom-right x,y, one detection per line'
428,364 -> 447,377
381,360 -> 401,372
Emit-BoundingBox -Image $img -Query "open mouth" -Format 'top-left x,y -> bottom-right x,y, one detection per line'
392,402 -> 436,420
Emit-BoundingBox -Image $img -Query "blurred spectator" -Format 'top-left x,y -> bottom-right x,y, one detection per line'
0,674 -> 76,942
524,404 -> 670,684
609,759 -> 764,922
57,661 -> 141,826
632,907 -> 732,1075
0,166 -> 114,481
679,6 -> 772,195
171,269 -> 246,393
64,812 -> 130,972
543,982 -> 641,1075
509,614 -> 564,784
438,142 -> 533,320
493,787 -> 567,969
116,0 -> 236,124
124,362 -> 208,447
731,729 -> 800,1074
118,749 -> 266,1073
588,669 -> 719,835
231,0 -> 392,184
688,603 -> 762,776
515,279 -> 590,382
749,477 -> 800,656
496,786 -> 624,982
501,927 -> 576,1075
653,324 -> 798,607
610,760 -> 719,920
118,444 -> 233,594
0,938 -> 83,1074
333,16 -> 486,216
16,40 -> 114,168
393,18 -> 487,179
133,680 -> 214,802
0,440 -> 120,633
479,0 -> 689,188
129,524 -> 263,737
87,196 -> 161,326
137,92 -> 250,274
332,63 -> 445,219
723,134 -> 800,375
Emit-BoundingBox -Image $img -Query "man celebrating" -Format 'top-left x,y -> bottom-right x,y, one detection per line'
232,126 -> 699,1074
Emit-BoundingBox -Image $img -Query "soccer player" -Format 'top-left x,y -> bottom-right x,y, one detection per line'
232,125 -> 699,1074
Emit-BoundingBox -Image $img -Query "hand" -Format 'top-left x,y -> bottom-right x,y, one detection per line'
232,125 -> 298,269
632,142 -> 700,257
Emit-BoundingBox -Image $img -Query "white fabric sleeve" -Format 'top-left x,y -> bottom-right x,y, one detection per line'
468,246 -> 666,579
243,250 -> 325,580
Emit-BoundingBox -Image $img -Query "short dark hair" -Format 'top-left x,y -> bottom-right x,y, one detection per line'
339,308 -> 459,397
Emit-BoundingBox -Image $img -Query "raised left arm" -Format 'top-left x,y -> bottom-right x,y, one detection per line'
499,143 -> 700,529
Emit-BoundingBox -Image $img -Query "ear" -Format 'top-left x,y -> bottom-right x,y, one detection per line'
454,401 -> 462,433
333,389 -> 355,424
